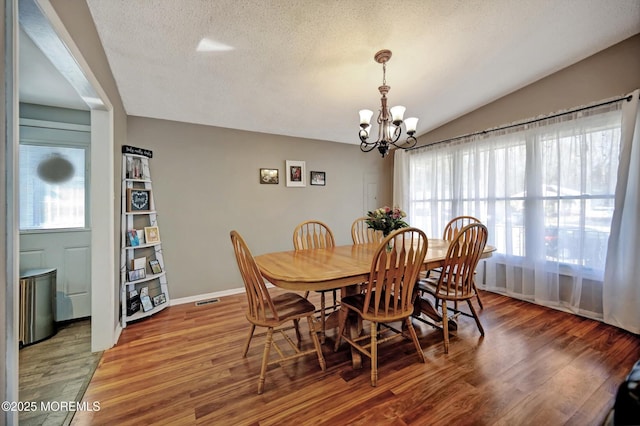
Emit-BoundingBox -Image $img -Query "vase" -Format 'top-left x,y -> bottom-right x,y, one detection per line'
383,232 -> 393,252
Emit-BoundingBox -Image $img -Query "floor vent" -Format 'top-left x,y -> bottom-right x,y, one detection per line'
195,298 -> 220,306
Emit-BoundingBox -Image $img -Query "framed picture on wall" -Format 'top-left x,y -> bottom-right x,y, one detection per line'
286,160 -> 306,187
310,171 -> 325,186
259,168 -> 279,184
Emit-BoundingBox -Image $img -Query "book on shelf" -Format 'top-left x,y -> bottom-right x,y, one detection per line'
127,289 -> 141,316
149,259 -> 162,274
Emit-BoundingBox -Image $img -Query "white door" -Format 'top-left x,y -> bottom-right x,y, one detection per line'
364,173 -> 379,213
18,123 -> 91,321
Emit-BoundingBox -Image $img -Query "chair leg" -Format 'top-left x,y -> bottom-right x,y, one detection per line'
307,316 -> 326,371
441,301 -> 450,354
293,319 -> 301,348
258,328 -> 274,394
467,299 -> 485,336
331,289 -> 338,312
404,317 -> 425,363
474,284 -> 484,310
304,290 -> 310,299
319,292 -> 326,343
242,324 -> 256,357
370,321 -> 378,387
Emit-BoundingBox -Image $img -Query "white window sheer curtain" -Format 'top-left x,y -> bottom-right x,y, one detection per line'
399,96 -> 638,327
604,89 -> 640,334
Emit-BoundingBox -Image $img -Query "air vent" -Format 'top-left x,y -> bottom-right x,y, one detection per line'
195,298 -> 220,306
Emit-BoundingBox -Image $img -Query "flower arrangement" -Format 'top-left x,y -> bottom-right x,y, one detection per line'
365,206 -> 409,236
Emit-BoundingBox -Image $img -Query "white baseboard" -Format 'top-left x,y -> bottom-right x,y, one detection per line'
169,286 -> 246,306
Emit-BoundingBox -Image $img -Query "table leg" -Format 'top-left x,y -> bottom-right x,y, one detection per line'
339,285 -> 363,369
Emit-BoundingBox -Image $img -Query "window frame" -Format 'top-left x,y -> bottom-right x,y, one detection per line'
19,120 -> 91,233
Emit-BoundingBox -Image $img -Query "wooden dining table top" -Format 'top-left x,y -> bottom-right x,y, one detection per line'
255,239 -> 496,292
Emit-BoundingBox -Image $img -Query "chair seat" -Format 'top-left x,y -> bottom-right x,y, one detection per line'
417,277 -> 476,300
341,292 -> 409,322
249,292 -> 316,326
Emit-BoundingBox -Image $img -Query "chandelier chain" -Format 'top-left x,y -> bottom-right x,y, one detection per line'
382,62 -> 386,86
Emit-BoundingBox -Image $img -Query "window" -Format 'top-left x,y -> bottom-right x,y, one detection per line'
404,102 -> 623,316
19,144 -> 87,230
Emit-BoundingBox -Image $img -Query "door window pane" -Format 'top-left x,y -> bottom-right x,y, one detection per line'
20,144 -> 86,230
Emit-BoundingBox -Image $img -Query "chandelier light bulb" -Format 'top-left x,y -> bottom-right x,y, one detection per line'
404,117 -> 419,135
390,106 -> 405,126
359,109 -> 373,128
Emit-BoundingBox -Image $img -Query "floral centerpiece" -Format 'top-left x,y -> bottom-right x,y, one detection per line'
365,206 -> 409,237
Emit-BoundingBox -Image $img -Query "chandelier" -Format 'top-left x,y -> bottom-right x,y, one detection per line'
358,49 -> 418,158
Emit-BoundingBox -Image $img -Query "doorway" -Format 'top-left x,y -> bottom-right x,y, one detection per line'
5,0 -> 117,418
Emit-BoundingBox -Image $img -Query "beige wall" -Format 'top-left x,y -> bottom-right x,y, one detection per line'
417,33 -> 640,146
127,117 -> 392,298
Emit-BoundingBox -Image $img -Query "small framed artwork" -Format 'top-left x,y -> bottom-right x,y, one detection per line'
310,171 -> 326,186
259,168 -> 279,184
128,268 -> 146,282
126,188 -> 151,212
149,259 -> 162,274
286,160 -> 306,187
128,229 -> 140,246
144,226 -> 160,243
153,293 -> 167,307
140,295 -> 154,312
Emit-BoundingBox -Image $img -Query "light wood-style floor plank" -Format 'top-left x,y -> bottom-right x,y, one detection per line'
71,290 -> 639,425
19,319 -> 102,426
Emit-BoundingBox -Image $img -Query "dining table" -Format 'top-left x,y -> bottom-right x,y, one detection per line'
254,239 -> 496,367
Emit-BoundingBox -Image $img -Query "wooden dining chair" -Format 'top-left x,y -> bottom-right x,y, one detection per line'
351,217 -> 384,244
293,220 -> 337,342
230,230 -> 326,394
443,215 -> 481,241
334,227 -> 427,386
426,215 -> 485,310
415,223 -> 488,354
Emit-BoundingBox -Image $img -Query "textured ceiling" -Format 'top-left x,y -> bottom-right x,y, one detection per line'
75,0 -> 640,144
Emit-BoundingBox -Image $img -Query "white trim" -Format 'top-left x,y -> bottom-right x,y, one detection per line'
19,118 -> 91,132
170,287 -> 246,306
5,1 -> 20,422
169,283 -> 275,306
36,0 -> 117,351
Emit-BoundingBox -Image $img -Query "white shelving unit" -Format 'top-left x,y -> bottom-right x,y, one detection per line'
120,145 -> 169,328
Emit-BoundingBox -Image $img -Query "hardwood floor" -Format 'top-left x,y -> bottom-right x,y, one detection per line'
19,319 -> 102,426
72,290 -> 639,425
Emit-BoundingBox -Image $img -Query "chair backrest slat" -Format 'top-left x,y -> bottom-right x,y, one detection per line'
362,228 -> 428,320
293,220 -> 335,251
230,230 -> 279,322
351,217 -> 384,244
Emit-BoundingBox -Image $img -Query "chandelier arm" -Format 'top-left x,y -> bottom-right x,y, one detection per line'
390,126 -> 401,144
390,135 -> 417,149
360,141 -> 380,153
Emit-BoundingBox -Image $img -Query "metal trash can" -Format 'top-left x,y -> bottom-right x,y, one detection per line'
19,268 -> 57,346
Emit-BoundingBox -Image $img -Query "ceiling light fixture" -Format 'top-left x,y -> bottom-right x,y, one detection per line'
359,49 -> 418,158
